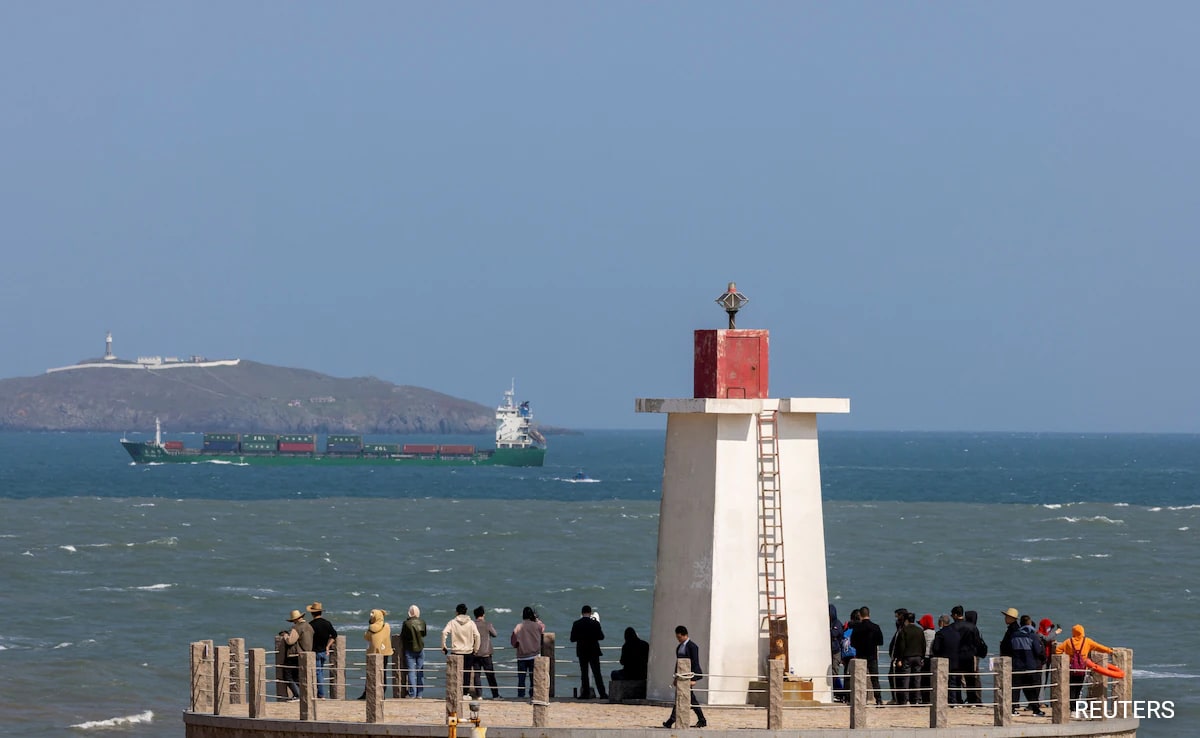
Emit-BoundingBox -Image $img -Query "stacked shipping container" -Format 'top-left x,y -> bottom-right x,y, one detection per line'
326,434 -> 364,454
186,434 -> 481,459
278,433 -> 317,453
203,433 -> 241,453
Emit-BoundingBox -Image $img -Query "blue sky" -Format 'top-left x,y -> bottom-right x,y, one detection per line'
3,3 -> 1198,432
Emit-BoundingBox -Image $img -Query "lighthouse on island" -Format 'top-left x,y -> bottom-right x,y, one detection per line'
637,284 -> 850,705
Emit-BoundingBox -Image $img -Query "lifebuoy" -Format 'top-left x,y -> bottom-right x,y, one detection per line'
1085,658 -> 1125,679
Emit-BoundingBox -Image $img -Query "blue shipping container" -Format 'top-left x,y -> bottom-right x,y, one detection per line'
202,441 -> 240,453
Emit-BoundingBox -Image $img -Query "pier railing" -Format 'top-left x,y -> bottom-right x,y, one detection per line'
189,635 -> 1134,730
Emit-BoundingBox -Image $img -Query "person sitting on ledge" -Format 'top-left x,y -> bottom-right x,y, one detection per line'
611,626 -> 649,682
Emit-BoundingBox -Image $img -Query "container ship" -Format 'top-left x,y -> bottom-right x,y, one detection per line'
120,387 -> 547,467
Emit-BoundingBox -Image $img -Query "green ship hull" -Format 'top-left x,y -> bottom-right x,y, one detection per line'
121,386 -> 547,468
121,441 -> 546,467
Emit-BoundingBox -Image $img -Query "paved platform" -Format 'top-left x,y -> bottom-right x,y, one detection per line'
184,697 -> 1138,737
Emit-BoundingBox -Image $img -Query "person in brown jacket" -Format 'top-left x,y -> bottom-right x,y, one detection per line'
281,609 -> 314,700
358,609 -> 393,699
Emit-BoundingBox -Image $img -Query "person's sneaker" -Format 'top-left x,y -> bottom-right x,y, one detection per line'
1032,709 -> 1046,717
693,720 -> 707,728
1012,708 -> 1020,716
662,720 -> 674,728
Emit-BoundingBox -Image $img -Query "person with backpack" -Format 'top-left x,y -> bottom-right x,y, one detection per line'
1056,624 -> 1114,702
837,609 -> 860,703
829,605 -> 845,700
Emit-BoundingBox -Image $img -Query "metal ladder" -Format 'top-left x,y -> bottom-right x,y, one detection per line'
757,410 -> 789,664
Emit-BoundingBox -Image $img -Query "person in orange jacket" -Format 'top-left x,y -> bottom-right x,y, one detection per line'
1056,624 -> 1113,701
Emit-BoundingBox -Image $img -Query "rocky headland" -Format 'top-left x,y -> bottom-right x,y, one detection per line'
0,360 -> 514,434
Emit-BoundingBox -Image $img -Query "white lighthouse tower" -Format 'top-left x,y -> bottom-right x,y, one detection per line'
636,284 -> 849,705
104,331 -> 115,360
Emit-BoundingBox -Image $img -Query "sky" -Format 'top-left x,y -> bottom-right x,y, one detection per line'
2,3 -> 1198,432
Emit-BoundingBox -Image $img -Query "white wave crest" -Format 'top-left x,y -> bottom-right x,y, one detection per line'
1168,504 -> 1200,511
136,583 -> 174,591
60,545 -> 77,553
1053,516 -> 1125,525
70,709 -> 154,729
1133,669 -> 1200,679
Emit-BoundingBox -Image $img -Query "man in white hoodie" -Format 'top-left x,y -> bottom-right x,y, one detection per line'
442,603 -> 481,696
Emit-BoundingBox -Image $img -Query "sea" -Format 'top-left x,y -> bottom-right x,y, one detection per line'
0,429 -> 1197,737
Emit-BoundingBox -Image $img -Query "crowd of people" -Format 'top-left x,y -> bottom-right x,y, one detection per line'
275,600 -> 655,702
275,597 -> 1116,719
829,603 -> 1115,716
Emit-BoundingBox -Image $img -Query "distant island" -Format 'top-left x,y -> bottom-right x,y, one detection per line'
0,334 -> 541,434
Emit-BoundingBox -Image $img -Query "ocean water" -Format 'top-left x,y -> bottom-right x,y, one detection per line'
0,429 -> 1196,736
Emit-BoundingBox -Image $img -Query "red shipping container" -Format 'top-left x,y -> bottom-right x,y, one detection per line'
164,441 -> 185,450
439,445 -> 475,455
278,442 -> 316,453
694,329 -> 770,399
403,444 -> 438,454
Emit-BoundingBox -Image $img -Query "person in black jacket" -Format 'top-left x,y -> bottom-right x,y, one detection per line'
931,614 -> 963,704
1003,612 -> 1046,716
306,602 -> 338,699
958,609 -> 987,704
569,605 -> 606,699
849,605 -> 885,706
893,612 -> 926,705
662,625 -> 707,728
886,608 -> 909,704
611,627 -> 649,681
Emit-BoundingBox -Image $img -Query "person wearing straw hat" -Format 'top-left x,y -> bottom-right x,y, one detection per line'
281,609 -> 314,700
306,602 -> 337,698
